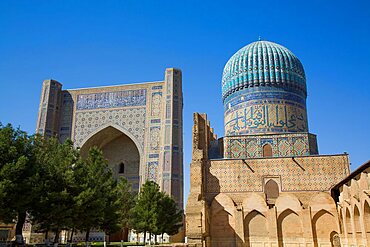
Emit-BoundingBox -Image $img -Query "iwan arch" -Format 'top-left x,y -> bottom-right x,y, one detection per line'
36,68 -> 183,201
79,124 -> 142,188
34,68 -> 183,242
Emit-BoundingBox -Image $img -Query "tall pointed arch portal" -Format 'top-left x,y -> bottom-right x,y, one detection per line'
80,125 -> 142,192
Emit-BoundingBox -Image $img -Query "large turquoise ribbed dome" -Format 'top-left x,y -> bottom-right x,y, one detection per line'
222,40 -> 306,103
222,40 -> 309,136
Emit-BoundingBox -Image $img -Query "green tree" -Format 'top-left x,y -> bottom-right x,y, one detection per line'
73,147 -> 118,244
131,181 -> 162,245
0,123 -> 37,245
31,137 -> 79,244
117,178 -> 136,230
99,177 -> 122,237
154,194 -> 183,242
100,177 -> 136,240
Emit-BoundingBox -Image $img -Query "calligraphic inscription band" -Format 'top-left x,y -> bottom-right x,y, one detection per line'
76,89 -> 147,110
224,91 -> 308,135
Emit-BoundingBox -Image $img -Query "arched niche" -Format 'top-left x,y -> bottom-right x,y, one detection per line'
277,209 -> 303,247
244,210 -> 268,247
312,210 -> 337,247
353,205 -> 362,242
210,194 -> 236,247
265,179 -> 279,206
263,143 -> 272,157
339,209 -> 344,234
80,125 -> 141,192
345,208 -> 353,239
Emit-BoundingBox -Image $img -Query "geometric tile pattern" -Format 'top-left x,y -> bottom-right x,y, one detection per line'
246,139 -> 259,158
206,154 -> 349,193
73,107 -> 146,149
223,132 -> 318,159
277,138 -> 291,156
148,161 -> 158,181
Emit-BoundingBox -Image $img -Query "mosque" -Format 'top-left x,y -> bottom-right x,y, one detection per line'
1,40 -> 369,247
185,40 -> 370,247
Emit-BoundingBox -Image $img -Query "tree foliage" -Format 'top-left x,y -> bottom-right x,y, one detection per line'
130,181 -> 161,244
73,147 -> 122,241
0,122 -> 182,245
154,194 -> 183,238
0,123 -> 37,244
31,137 -> 79,243
131,181 -> 183,244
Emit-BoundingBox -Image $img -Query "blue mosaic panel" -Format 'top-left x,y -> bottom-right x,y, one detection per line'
76,89 -> 146,110
148,161 -> 158,181
224,91 -> 308,136
223,133 -> 314,159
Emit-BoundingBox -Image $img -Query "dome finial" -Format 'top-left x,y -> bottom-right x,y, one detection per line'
258,36 -> 262,41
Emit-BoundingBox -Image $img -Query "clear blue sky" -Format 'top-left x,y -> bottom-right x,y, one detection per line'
1,0 -> 370,205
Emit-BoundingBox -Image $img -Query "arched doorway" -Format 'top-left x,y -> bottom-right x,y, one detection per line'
80,126 -> 141,192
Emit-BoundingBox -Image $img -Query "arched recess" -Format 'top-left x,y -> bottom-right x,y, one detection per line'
265,179 -> 279,206
345,208 -> 353,240
79,125 -> 141,192
339,210 -> 344,234
210,194 -> 236,247
79,123 -> 144,156
244,210 -> 268,247
364,200 -> 370,245
277,209 -> 303,247
312,210 -> 337,247
353,205 -> 362,243
263,143 -> 272,157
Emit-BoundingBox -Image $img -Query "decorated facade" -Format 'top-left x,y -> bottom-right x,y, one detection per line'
185,40 -> 369,247
33,68 -> 183,243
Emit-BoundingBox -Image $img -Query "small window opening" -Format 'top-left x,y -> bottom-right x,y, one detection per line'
265,179 -> 279,207
119,162 -> 125,174
263,143 -> 272,157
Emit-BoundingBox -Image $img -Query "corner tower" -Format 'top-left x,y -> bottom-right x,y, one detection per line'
222,40 -> 318,158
